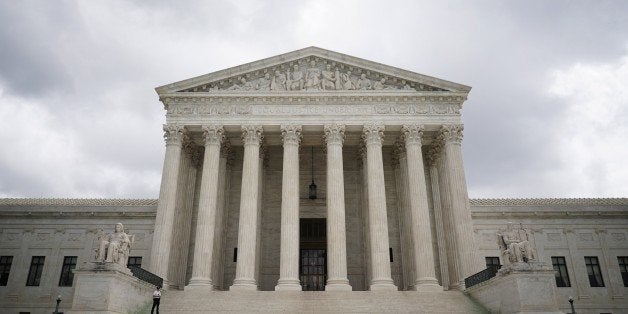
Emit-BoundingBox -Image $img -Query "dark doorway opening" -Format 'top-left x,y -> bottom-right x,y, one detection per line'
300,218 -> 326,291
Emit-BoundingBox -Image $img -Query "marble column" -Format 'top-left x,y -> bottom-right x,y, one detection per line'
358,145 -> 372,290
401,125 -> 440,290
188,125 -> 224,289
440,125 -> 480,285
150,124 -> 185,282
436,141 -> 461,289
324,124 -> 352,291
231,125 -> 263,291
427,147 -> 450,290
211,143 -> 231,290
275,124 -> 302,291
362,123 -> 396,290
392,142 -> 414,290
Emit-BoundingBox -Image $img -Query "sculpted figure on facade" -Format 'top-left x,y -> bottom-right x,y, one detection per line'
287,64 -> 304,91
305,60 -> 322,91
340,70 -> 355,90
357,73 -> 372,90
257,73 -> 271,91
321,64 -> 336,90
227,77 -> 255,91
497,222 -> 536,266
95,223 -> 132,267
271,70 -> 287,91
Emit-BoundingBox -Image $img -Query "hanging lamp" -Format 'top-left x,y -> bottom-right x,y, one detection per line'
308,146 -> 317,199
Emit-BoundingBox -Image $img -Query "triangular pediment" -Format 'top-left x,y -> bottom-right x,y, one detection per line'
155,47 -> 471,95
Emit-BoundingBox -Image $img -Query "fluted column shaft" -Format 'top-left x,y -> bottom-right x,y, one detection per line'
363,124 -> 396,290
188,125 -> 224,288
231,125 -> 263,291
393,143 -> 415,290
402,125 -> 440,290
151,124 -> 185,282
211,143 -> 231,290
437,143 -> 461,289
324,124 -> 352,291
440,125 -> 480,285
275,125 -> 302,291
427,148 -> 449,290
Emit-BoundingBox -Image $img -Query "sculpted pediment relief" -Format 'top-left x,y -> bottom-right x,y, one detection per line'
156,47 -> 471,95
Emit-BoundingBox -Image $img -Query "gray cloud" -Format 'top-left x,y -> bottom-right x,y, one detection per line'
0,1 -> 626,198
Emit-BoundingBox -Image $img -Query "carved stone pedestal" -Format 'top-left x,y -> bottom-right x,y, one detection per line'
68,262 -> 155,314
466,262 -> 563,314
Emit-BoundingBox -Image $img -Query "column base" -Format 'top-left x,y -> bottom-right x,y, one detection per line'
230,278 -> 258,291
325,283 -> 352,291
186,278 -> 215,291
369,279 -> 397,291
412,277 -> 441,291
275,278 -> 301,291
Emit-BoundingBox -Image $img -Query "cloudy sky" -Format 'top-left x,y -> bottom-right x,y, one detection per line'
0,1 -> 627,199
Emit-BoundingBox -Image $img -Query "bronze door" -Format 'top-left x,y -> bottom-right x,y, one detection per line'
300,219 -> 326,291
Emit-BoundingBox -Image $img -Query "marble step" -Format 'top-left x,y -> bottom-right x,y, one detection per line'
159,290 -> 488,313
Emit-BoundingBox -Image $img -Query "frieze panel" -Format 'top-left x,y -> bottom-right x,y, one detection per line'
166,103 -> 460,117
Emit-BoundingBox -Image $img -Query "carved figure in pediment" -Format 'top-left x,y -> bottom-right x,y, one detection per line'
373,78 -> 386,90
357,73 -> 372,90
340,70 -> 355,90
401,80 -> 415,91
497,222 -> 536,266
96,223 -> 132,267
227,77 -> 255,91
271,70 -> 287,91
305,60 -> 322,91
257,73 -> 271,91
287,64 -> 304,91
321,64 -> 336,90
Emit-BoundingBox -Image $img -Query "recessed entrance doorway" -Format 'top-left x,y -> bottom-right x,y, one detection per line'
300,218 -> 326,291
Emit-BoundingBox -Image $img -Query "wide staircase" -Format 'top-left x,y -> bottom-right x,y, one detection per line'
159,290 -> 488,313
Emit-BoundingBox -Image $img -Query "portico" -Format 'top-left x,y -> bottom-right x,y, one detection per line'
150,47 -> 481,291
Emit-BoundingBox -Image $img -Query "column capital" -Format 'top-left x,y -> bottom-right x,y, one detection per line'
401,124 -> 425,145
163,124 -> 186,146
426,147 -> 441,168
201,125 -> 225,146
280,124 -> 302,146
241,125 -> 264,145
391,140 -> 405,168
324,124 -> 345,145
439,124 -> 464,144
220,141 -> 232,157
362,123 -> 385,146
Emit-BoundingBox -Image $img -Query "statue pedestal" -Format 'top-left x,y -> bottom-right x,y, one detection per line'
466,262 -> 563,314
67,262 -> 155,314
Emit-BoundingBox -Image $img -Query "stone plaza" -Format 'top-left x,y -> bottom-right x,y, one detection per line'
0,47 -> 627,313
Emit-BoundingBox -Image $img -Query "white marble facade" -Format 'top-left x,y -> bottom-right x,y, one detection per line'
0,47 -> 627,314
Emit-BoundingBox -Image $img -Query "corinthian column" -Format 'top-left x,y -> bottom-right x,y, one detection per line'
151,124 -> 185,282
362,123 -> 396,290
324,124 -> 352,291
401,125 -> 440,290
231,125 -> 263,291
275,124 -> 302,291
188,125 -> 224,289
439,125 -> 480,285
426,147 -> 449,290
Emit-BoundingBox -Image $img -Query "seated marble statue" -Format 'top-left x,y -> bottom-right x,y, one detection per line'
497,222 -> 536,266
96,223 -> 132,267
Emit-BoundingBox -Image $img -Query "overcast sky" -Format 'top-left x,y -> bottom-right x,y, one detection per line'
0,1 -> 627,199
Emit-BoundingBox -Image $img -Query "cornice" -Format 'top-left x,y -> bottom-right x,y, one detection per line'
469,198 -> 628,207
0,198 -> 158,207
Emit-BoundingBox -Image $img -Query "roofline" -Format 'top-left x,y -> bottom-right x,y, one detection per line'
154,46 -> 472,94
1,197 -> 626,207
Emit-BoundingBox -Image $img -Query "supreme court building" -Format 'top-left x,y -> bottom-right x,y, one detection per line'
0,47 -> 627,313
